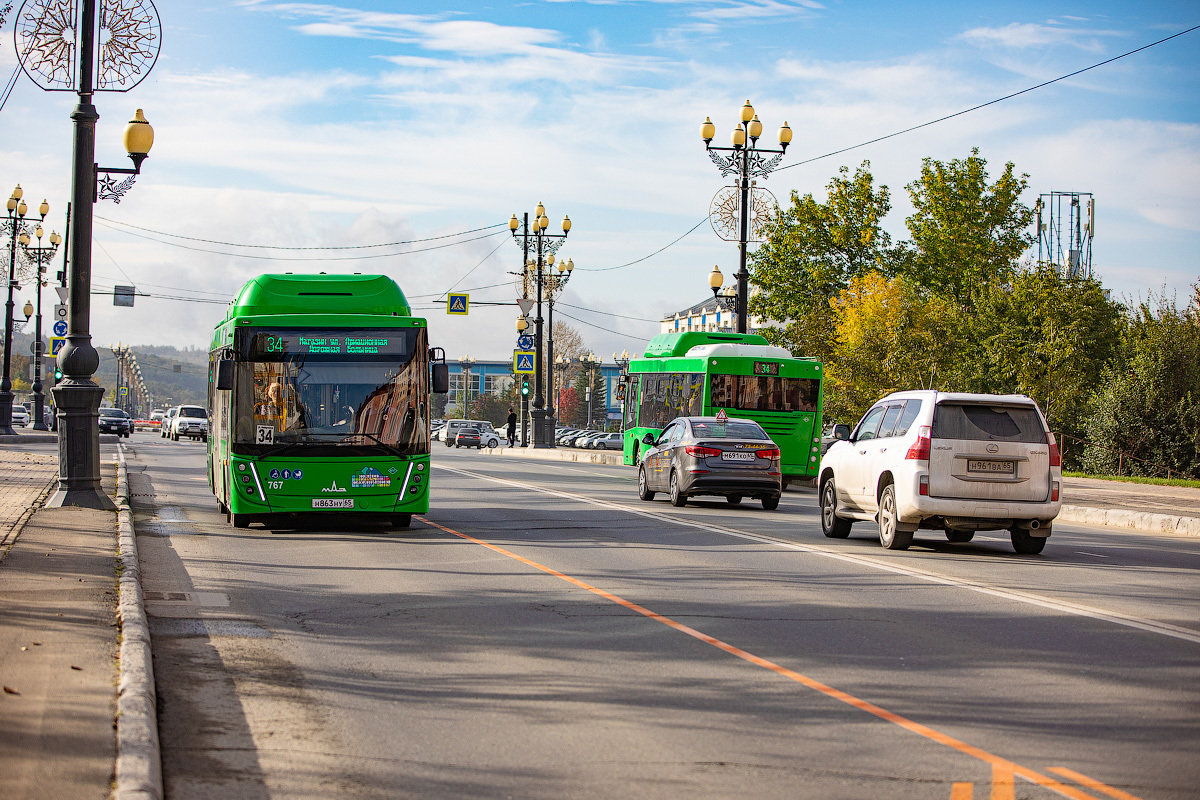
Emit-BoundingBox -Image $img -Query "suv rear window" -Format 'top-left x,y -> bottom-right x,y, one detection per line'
179,407 -> 208,418
932,403 -> 1045,443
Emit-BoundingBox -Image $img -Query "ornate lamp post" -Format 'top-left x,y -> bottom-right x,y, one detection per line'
18,212 -> 62,430
701,101 -> 791,333
458,355 -> 475,419
1,186 -> 32,435
578,352 -> 600,429
13,0 -> 161,507
707,265 -> 739,330
613,349 -> 631,432
552,353 -> 570,428
509,204 -> 571,447
516,314 -> 530,446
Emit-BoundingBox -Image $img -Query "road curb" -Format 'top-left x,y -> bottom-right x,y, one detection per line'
114,446 -> 163,800
1058,504 -> 1200,537
484,444 -> 625,466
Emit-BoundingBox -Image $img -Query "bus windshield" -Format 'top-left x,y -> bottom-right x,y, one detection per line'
232,327 -> 429,455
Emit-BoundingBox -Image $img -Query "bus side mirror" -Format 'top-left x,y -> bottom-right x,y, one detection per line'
215,360 -> 235,391
431,363 -> 449,394
833,424 -> 851,441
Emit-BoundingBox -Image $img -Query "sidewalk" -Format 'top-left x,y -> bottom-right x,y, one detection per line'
0,441 -> 121,800
483,445 -> 1200,536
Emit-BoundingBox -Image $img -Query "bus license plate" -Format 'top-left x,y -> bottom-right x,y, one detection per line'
967,460 -> 1015,474
312,498 -> 354,509
722,452 -> 757,462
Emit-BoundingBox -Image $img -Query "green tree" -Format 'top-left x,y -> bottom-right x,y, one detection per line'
965,264 -> 1123,442
825,272 -> 962,423
901,148 -> 1034,305
749,161 -> 893,360
1082,286 -> 1200,478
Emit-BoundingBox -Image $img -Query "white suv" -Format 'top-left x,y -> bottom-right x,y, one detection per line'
169,405 -> 209,441
818,391 -> 1061,554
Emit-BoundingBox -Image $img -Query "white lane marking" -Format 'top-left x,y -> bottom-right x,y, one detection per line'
1076,551 -> 1110,558
436,464 -> 1200,647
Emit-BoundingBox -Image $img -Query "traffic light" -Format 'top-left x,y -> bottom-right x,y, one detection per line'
520,379 -> 530,397
53,365 -> 63,382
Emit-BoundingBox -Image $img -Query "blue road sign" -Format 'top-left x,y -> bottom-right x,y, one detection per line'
52,320 -> 68,337
517,334 -> 534,350
446,294 -> 469,315
50,337 -> 66,356
513,350 -> 535,374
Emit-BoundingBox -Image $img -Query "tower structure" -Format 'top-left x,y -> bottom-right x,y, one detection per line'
1035,192 -> 1094,279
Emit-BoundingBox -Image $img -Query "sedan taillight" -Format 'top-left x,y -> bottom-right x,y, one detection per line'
756,447 -> 781,459
685,445 -> 722,458
905,426 -> 932,460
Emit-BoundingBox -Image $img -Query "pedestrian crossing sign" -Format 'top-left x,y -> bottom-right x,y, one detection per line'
50,337 -> 66,356
513,350 -> 535,374
446,294 -> 469,315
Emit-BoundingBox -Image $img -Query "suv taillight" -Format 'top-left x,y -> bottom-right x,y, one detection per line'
1047,431 -> 1061,467
905,425 -> 931,460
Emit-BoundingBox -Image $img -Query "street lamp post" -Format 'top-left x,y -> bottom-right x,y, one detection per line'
458,355 -> 475,419
613,350 -> 630,431
509,205 -> 571,448
49,0 -> 156,508
516,314 -> 530,446
0,186 -> 31,436
701,101 -> 791,334
578,352 -> 600,429
18,212 -> 62,430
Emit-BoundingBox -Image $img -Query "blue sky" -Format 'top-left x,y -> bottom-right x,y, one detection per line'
1,0 -> 1197,360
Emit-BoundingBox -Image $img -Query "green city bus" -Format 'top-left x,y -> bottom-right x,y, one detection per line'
208,273 -> 447,529
621,331 -> 823,485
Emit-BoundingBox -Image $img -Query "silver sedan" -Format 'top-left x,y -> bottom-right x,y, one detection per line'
637,416 -> 782,509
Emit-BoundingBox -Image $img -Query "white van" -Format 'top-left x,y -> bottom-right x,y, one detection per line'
819,391 -> 1062,554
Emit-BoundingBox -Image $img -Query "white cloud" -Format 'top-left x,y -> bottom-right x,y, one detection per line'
957,22 -> 1126,54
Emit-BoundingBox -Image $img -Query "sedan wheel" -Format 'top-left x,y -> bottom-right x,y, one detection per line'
638,467 -> 655,501
877,484 -> 912,550
669,470 -> 686,507
820,479 -> 852,538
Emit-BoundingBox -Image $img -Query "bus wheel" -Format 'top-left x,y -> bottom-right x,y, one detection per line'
231,514 -> 250,529
391,514 -> 412,529
761,494 -> 780,511
217,499 -> 228,515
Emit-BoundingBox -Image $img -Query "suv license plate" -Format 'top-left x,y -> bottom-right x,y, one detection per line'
721,452 -> 757,462
312,499 -> 354,509
967,460 -> 1015,474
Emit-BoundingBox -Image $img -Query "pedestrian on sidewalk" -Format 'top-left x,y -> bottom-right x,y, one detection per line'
506,408 -> 517,447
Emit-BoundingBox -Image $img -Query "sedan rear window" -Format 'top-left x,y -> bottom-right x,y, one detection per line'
691,421 -> 769,440
932,403 -> 1045,443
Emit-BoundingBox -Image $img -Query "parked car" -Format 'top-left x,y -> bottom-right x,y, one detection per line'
591,432 -> 623,450
637,416 -> 782,510
169,405 -> 208,441
556,428 -> 581,445
440,419 -> 497,447
818,391 -> 1061,554
98,407 -> 133,437
160,407 -> 178,438
10,405 -> 29,427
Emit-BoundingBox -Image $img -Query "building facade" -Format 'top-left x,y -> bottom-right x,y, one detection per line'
447,360 -> 624,425
660,297 -> 765,335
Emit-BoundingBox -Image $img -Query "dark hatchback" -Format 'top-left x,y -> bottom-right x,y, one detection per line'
98,408 -> 133,438
637,416 -> 782,509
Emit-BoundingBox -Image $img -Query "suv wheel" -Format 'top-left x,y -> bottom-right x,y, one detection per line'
877,484 -> 912,550
1010,527 -> 1047,555
820,479 -> 852,538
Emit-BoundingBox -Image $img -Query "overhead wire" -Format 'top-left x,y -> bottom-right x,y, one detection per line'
776,23 -> 1200,172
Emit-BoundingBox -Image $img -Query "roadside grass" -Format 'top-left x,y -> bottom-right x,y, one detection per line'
1064,471 -> 1200,490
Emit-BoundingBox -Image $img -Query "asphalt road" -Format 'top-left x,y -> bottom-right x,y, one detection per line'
124,431 -> 1200,800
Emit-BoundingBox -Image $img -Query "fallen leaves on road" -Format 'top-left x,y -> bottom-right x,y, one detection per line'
3,686 -> 18,694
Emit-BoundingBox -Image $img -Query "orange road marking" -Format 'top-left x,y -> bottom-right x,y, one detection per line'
951,782 -> 974,800
992,763 -> 1015,800
1049,767 -> 1145,800
415,516 -> 1140,800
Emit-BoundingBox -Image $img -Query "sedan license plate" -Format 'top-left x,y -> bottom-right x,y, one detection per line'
967,460 -> 1015,474
312,498 -> 354,509
721,451 -> 757,462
